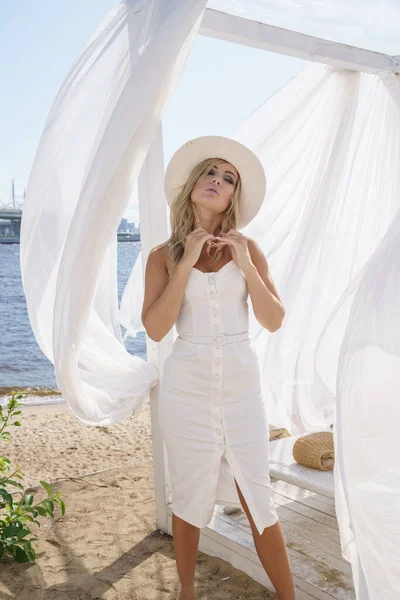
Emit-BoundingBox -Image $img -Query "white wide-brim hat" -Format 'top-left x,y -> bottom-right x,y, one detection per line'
164,135 -> 266,229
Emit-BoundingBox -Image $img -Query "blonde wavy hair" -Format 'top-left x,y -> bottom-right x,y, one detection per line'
159,157 -> 242,277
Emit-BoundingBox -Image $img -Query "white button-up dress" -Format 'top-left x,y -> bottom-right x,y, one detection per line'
158,260 -> 278,535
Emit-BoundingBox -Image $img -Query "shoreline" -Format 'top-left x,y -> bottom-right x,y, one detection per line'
0,386 -> 63,409
0,385 -> 61,397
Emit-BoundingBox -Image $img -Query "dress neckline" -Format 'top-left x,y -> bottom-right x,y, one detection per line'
191,259 -> 234,275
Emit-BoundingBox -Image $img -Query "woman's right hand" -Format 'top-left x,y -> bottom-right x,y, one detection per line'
181,227 -> 218,268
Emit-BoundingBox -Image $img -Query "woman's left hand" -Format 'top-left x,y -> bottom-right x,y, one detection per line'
214,230 -> 254,273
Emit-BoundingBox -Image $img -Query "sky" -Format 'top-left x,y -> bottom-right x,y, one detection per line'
1,1 -> 397,225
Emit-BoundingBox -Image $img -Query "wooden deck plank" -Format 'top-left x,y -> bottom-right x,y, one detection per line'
274,504 -> 341,545
271,480 -> 337,515
279,518 -> 343,562
272,491 -> 339,532
215,508 -> 349,572
272,480 -> 336,509
217,506 -> 345,562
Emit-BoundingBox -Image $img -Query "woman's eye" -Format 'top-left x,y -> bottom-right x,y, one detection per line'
207,170 -> 234,184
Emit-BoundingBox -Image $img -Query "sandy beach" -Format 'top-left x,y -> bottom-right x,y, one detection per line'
0,396 -> 277,600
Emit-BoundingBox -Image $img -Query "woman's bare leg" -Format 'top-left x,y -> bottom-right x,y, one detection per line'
172,512 -> 200,600
234,480 -> 296,600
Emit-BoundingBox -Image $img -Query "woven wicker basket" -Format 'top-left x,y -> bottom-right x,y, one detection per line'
292,431 -> 334,471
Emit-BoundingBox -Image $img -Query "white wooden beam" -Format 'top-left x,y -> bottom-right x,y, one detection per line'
137,125 -> 173,535
200,8 -> 398,75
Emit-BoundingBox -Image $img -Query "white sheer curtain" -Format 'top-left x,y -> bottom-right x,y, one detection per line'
230,64 -> 400,598
334,205 -> 400,599
20,0 -> 207,426
233,65 -> 400,434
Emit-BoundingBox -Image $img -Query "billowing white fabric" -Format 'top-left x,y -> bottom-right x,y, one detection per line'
158,261 -> 278,535
20,0 -> 400,597
20,0 -> 208,425
232,65 -> 400,435
231,64 -> 400,599
331,194 -> 400,598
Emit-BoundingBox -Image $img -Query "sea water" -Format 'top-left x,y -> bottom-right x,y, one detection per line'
0,242 -> 147,403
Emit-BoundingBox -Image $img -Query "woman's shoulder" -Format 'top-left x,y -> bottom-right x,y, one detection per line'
244,234 -> 260,252
148,241 -> 169,269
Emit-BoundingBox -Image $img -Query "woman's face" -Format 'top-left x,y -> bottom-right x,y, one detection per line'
191,160 -> 239,214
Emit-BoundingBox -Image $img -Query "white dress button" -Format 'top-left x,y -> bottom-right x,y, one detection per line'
213,373 -> 220,381
212,308 -> 219,316
208,275 -> 214,284
214,357 -> 221,366
213,325 -> 220,333
212,398 -> 219,406
212,387 -> 219,395
209,291 -> 216,299
213,414 -> 221,423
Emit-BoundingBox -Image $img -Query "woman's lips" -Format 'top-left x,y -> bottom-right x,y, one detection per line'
205,188 -> 219,196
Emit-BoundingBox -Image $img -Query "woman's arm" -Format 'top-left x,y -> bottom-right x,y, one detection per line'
141,247 -> 191,342
244,237 -> 286,333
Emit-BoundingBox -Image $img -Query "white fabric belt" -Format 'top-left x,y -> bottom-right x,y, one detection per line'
178,331 -> 250,346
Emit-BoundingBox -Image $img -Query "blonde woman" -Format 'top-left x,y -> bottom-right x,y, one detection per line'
142,136 -> 295,600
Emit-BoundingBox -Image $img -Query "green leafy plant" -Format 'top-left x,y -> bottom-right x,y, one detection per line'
0,391 -> 66,563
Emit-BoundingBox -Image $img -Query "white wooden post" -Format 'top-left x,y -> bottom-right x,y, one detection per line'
137,125 -> 173,533
379,70 -> 400,106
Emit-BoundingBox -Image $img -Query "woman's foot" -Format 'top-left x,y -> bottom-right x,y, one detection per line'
178,586 -> 198,600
